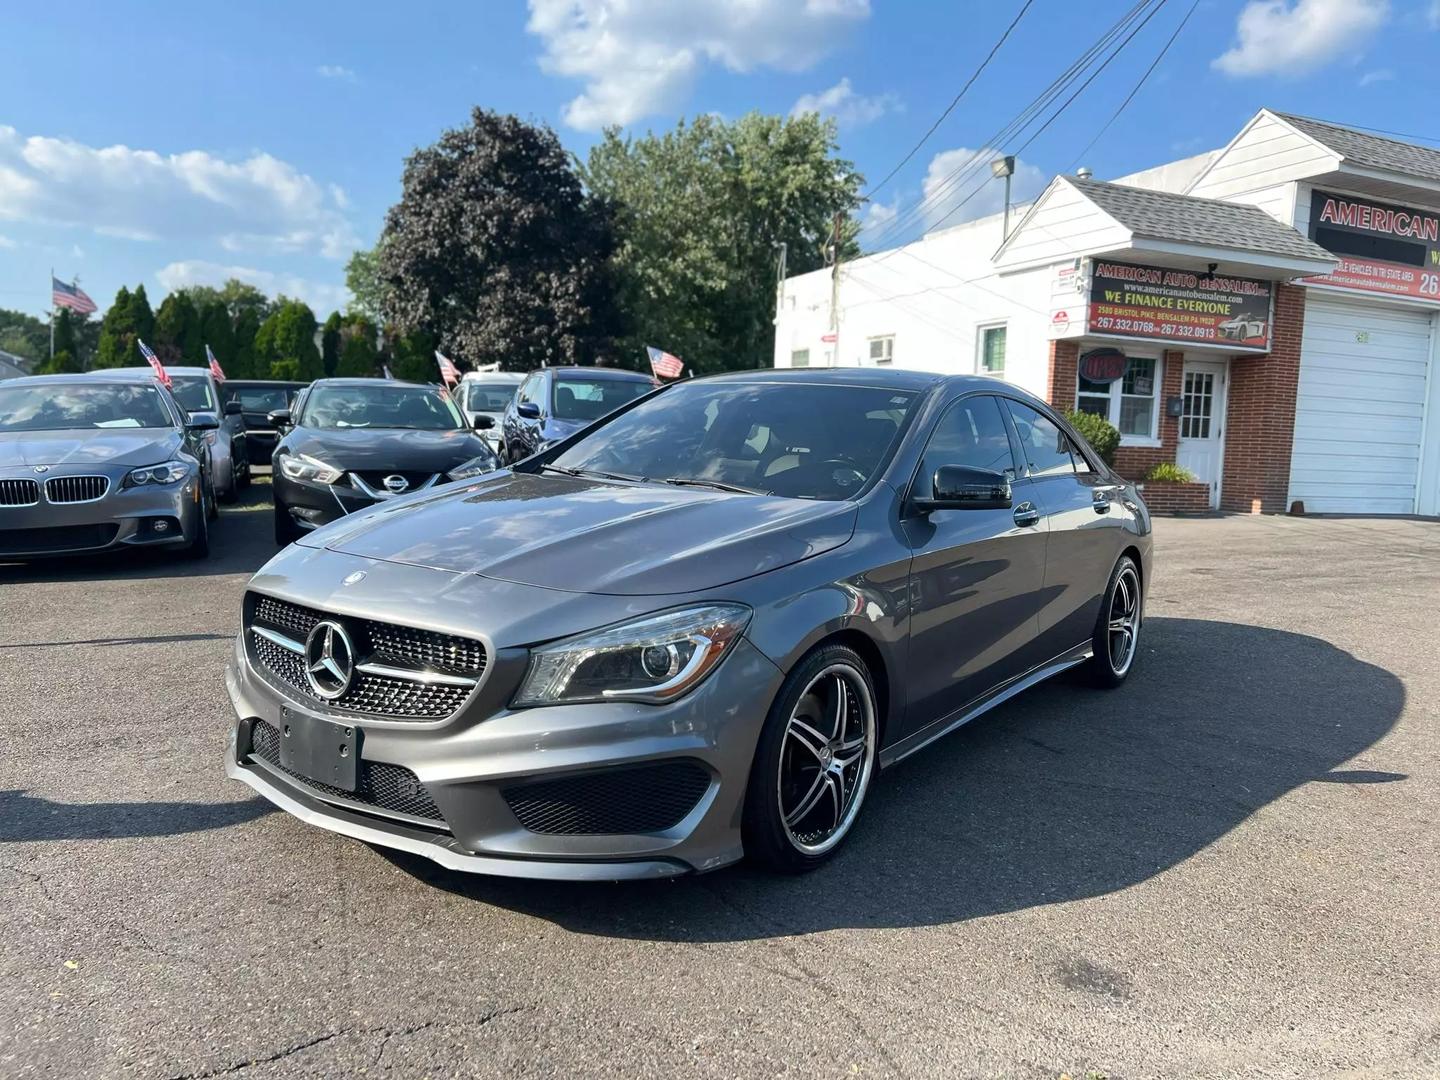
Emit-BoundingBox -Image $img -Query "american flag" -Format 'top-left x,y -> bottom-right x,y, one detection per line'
205,344 -> 226,383
434,350 -> 461,387
137,339 -> 172,390
52,277 -> 97,316
646,345 -> 684,380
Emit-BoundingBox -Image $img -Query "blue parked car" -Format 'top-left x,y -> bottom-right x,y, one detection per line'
500,367 -> 655,464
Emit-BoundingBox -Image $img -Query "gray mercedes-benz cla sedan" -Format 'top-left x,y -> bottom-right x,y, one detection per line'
0,373 -> 218,560
225,369 -> 1152,879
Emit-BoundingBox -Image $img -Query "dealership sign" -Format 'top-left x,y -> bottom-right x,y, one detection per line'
1078,347 -> 1127,383
1085,260 -> 1275,351
1304,190 -> 1440,302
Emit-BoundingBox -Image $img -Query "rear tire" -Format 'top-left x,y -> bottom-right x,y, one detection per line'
742,643 -> 878,874
1083,555 -> 1141,688
273,502 -> 303,546
185,498 -> 210,559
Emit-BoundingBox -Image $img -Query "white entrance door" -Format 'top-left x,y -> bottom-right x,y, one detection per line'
1176,358 -> 1228,509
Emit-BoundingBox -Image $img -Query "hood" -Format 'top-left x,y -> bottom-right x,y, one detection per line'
287,427 -> 490,471
308,471 -> 857,596
0,429 -> 181,469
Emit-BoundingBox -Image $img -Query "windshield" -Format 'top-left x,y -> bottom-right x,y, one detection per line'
170,375 -> 216,413
229,386 -> 295,413
0,383 -> 175,432
551,381 -> 916,500
552,375 -> 653,422
461,382 -> 519,412
299,384 -> 464,430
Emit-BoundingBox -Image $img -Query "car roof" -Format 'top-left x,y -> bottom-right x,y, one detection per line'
109,365 -> 211,378
307,377 -> 434,388
540,366 -> 653,381
4,372 -> 166,388
696,366 -> 953,392
460,370 -> 523,381
221,379 -> 308,388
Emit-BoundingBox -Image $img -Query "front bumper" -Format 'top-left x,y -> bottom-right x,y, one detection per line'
224,621 -> 784,880
0,467 -> 203,558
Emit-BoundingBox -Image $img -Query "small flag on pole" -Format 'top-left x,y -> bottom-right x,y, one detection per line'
434,350 -> 461,387
646,345 -> 684,380
52,277 -> 97,315
205,344 -> 226,383
137,339 -> 172,390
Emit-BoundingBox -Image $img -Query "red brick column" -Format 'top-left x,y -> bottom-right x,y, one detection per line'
1219,283 -> 1306,513
1046,339 -> 1079,409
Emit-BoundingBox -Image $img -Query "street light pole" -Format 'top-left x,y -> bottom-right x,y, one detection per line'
991,155 -> 1016,241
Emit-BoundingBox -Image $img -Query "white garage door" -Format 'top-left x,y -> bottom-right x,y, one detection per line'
1289,293 -> 1434,515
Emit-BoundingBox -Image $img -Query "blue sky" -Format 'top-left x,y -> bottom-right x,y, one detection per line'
1,0 -> 1433,321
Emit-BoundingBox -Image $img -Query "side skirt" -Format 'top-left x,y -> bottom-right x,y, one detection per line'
878,642 -> 1093,769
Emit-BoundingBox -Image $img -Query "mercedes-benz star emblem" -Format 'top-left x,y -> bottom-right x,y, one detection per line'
382,474 -> 409,493
303,620 -> 355,700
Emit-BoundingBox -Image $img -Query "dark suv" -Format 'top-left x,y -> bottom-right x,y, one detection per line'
221,379 -> 308,460
500,367 -> 654,463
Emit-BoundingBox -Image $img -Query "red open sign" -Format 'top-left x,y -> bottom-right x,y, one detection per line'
1078,348 -> 1127,384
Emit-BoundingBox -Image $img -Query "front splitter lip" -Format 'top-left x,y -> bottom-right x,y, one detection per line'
226,754 -> 691,882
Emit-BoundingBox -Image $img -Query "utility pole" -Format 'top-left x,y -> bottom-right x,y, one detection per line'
48,266 -> 54,362
828,210 -> 843,367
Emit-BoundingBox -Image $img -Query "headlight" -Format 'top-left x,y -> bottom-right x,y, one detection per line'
513,604 -> 751,706
447,454 -> 498,481
123,461 -> 191,488
278,453 -> 343,484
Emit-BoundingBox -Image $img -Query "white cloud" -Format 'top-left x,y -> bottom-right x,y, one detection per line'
316,64 -> 357,81
0,234 -> 15,249
791,78 -> 899,128
526,0 -> 871,129
1213,0 -> 1388,78
1358,68 -> 1394,86
1430,0 -> 1440,29
862,196 -> 901,232
0,125 -> 357,260
921,147 -> 1045,232
156,260 -> 350,314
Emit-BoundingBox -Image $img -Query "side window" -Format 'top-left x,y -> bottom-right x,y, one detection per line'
1004,400 -> 1075,478
517,376 -> 541,409
916,395 -> 1016,494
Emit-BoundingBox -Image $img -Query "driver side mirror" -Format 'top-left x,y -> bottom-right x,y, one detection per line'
517,401 -> 541,420
267,409 -> 292,429
914,465 -> 1011,512
223,400 -> 243,416
472,414 -> 495,430
186,411 -> 220,432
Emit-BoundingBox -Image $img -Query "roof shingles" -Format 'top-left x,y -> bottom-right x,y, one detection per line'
1276,113 -> 1440,184
1067,176 -> 1333,263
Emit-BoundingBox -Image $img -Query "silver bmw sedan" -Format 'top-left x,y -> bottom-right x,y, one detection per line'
0,373 -> 217,560
225,368 -> 1152,879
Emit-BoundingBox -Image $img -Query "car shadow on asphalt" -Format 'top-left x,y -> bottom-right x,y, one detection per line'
0,790 -> 275,843
386,616 -> 1406,940
0,480 -> 278,584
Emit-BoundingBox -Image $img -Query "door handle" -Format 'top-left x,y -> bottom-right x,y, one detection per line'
1013,501 -> 1040,528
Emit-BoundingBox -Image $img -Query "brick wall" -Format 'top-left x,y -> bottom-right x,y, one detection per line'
1137,481 -> 1212,514
1047,340 -> 1079,407
1219,283 -> 1306,513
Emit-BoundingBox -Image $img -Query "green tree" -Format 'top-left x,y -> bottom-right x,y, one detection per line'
321,311 -> 343,376
181,279 -> 276,326
233,307 -> 262,379
344,246 -> 388,322
198,299 -> 235,376
253,300 -> 322,381
94,284 -> 153,368
584,111 -> 862,373
154,291 -> 203,364
37,349 -> 80,374
334,317 -> 379,377
380,108 -> 620,371
0,309 -> 51,364
384,328 -> 436,383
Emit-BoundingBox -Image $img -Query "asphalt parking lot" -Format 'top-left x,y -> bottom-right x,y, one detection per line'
1,488 -> 1436,1079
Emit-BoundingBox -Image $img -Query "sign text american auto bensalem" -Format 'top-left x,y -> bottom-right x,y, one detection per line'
1316,196 -> 1440,242
1092,263 -> 1271,305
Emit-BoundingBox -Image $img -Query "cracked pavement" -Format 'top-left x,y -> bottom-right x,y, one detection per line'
1,483 -> 1437,1078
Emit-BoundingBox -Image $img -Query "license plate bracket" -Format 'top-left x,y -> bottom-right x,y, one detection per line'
277,707 -> 361,792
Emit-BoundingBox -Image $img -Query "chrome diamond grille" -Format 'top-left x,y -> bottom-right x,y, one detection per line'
0,479 -> 39,506
245,592 -> 485,721
45,475 -> 109,503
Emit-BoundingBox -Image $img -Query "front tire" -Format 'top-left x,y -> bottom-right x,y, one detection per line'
742,643 -> 878,873
1083,555 -> 1141,688
184,496 -> 210,559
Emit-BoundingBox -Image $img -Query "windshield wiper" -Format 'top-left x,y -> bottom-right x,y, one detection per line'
660,476 -> 767,495
542,464 -> 646,483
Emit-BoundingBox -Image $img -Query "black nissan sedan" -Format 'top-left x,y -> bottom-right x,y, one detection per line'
269,378 -> 497,545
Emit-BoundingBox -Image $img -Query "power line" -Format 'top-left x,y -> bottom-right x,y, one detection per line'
861,0 -> 1037,202
1068,0 -> 1199,172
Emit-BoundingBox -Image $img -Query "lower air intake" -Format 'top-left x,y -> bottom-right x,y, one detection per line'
503,761 -> 711,836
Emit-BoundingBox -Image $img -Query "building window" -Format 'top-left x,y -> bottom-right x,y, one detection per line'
790,349 -> 810,368
978,324 -> 1006,376
868,335 -> 894,365
1076,356 -> 1161,442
